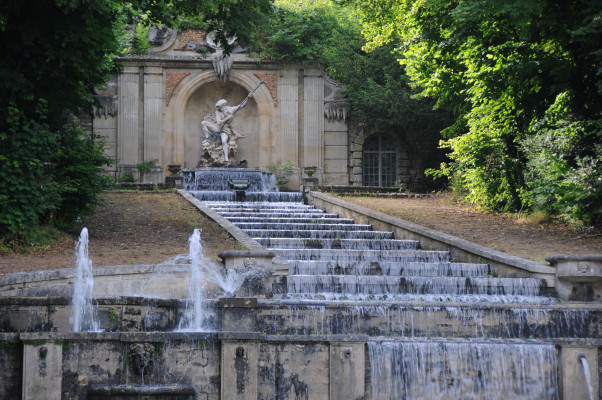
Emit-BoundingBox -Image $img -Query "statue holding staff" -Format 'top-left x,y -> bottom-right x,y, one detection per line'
201,81 -> 263,163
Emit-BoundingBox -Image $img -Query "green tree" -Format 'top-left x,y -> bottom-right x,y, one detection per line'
0,0 -> 273,244
253,0 -> 450,141
348,0 -> 602,224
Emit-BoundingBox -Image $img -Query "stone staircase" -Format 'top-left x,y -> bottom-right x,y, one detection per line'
206,201 -> 553,304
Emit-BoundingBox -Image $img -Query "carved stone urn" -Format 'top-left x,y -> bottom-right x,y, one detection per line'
167,164 -> 182,176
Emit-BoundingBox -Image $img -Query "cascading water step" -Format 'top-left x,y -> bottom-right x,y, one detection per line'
289,261 -> 490,277
245,229 -> 395,239
204,197 -> 556,304
218,211 -> 340,219
286,275 -> 545,296
235,222 -> 373,231
206,202 -> 317,210
225,217 -> 356,224
191,191 -> 303,202
258,238 -> 420,250
272,248 -> 449,262
368,340 -> 558,400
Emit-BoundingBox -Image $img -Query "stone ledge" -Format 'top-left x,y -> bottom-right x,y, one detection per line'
88,384 -> 195,396
178,189 -> 265,252
308,191 -> 556,282
218,297 -> 258,308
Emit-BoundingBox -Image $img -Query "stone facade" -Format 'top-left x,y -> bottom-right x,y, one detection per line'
92,30 -> 444,190
347,115 -> 445,191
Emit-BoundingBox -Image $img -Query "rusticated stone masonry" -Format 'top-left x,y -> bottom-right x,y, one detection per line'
254,73 -> 277,106
166,72 -> 190,105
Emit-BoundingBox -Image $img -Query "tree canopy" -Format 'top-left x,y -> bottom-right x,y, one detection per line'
0,0 -> 273,245
347,0 -> 602,225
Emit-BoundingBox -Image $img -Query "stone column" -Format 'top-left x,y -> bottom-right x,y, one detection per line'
302,69 -> 325,182
559,345 -> 599,400
278,66 -> 299,166
22,342 -> 63,400
221,340 -> 259,400
329,342 -> 365,400
117,66 -> 140,175
143,66 -> 164,182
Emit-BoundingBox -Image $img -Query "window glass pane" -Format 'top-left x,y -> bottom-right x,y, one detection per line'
363,135 -> 397,187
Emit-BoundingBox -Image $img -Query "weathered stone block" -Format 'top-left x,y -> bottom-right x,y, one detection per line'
329,342 -> 365,400
221,341 -> 259,400
23,342 -> 63,400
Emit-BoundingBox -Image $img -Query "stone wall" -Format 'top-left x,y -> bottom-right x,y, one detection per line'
95,51 -> 350,187
347,116 -> 445,191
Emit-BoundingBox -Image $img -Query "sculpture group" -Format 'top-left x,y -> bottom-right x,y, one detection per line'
199,81 -> 263,165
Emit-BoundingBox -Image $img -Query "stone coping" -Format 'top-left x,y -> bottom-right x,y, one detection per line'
546,254 -> 602,263
217,249 -> 275,258
308,191 -> 556,276
88,384 -> 195,396
0,264 -> 156,288
2,295 -> 601,312
177,189 -> 265,252
14,331 -> 602,347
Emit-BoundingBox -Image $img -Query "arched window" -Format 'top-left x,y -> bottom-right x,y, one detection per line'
363,134 -> 397,187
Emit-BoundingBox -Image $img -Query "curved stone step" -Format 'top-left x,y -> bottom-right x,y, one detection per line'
286,275 -> 545,297
272,249 -> 449,263
258,238 -> 420,251
289,261 -> 490,277
235,222 -> 373,231
246,229 -> 395,239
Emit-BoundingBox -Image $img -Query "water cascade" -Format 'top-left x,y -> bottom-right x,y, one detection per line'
70,227 -> 100,332
368,341 -> 558,400
184,168 -> 303,202
580,354 -> 595,400
202,195 -> 583,398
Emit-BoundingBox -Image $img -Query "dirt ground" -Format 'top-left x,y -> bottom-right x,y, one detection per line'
343,194 -> 602,262
1,191 -> 600,274
0,192 -> 242,274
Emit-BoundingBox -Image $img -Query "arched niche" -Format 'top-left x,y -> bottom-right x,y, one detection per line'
184,81 -> 259,166
165,71 -> 274,169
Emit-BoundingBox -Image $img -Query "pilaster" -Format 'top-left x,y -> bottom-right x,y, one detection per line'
117,66 -> 141,170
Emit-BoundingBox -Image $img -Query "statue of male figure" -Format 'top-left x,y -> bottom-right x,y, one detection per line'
201,95 -> 252,162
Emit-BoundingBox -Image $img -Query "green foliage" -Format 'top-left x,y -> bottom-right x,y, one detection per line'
118,173 -> 136,183
348,0 -> 602,224
253,0 -> 450,132
0,103 -> 113,244
521,93 -> 602,226
131,22 -> 150,55
268,161 -> 295,190
136,160 -> 156,182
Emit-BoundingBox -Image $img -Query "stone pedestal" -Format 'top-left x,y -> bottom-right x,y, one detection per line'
547,254 -> 602,301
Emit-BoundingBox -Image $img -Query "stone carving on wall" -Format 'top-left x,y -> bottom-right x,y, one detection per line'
206,31 -> 248,81
93,95 -> 117,118
148,25 -> 176,53
324,74 -> 349,121
324,100 -> 350,122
